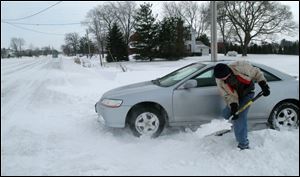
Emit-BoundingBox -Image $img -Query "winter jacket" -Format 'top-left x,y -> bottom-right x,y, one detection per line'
215,60 -> 266,106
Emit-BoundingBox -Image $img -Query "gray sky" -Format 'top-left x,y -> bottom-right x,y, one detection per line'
1,1 -> 299,50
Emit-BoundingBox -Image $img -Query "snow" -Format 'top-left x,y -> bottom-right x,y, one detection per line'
1,54 -> 299,175
195,119 -> 232,138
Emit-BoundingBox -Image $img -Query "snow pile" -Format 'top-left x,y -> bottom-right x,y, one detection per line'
1,54 -> 299,175
195,119 -> 232,138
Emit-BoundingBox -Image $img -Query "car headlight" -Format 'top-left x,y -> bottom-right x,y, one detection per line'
101,99 -> 123,108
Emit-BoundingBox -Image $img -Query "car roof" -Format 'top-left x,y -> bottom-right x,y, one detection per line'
197,59 -> 234,65
194,59 -> 295,81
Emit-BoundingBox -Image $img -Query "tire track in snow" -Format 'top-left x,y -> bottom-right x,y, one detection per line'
1,59 -> 45,76
1,58 -> 52,119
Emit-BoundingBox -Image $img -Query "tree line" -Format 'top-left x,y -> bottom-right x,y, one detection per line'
66,1 -> 295,62
3,37 -> 297,59
1,37 -> 59,58
3,1 -> 298,60
219,39 -> 299,55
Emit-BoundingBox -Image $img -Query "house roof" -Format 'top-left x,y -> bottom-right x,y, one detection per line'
195,41 -> 209,47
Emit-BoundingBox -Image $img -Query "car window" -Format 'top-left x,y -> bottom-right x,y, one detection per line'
192,68 -> 217,87
158,63 -> 206,87
260,69 -> 281,82
189,66 -> 280,88
253,66 -> 281,82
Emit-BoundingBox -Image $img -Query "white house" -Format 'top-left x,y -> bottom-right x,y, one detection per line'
185,29 -> 209,56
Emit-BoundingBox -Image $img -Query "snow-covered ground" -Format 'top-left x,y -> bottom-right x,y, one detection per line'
1,54 -> 299,175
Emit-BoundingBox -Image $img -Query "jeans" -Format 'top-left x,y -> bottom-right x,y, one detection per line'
222,92 -> 254,148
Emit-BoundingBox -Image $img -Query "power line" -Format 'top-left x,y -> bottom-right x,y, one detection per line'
3,21 -> 87,36
2,1 -> 63,21
4,21 -> 65,36
1,21 -> 82,26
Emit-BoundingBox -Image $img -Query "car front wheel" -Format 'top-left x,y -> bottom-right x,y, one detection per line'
269,102 -> 299,130
129,106 -> 165,138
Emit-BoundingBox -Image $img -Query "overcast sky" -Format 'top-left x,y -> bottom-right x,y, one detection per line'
1,1 -> 299,50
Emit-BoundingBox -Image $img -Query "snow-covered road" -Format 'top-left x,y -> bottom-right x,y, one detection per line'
1,55 -> 299,175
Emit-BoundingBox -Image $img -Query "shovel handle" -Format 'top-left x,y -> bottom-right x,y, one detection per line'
228,91 -> 264,121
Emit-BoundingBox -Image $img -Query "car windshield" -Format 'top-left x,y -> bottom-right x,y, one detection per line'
155,63 -> 206,87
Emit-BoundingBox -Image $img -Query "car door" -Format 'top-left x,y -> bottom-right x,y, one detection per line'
172,68 -> 224,124
247,67 -> 283,123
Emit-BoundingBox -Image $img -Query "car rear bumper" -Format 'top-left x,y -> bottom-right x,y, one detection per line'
95,102 -> 131,128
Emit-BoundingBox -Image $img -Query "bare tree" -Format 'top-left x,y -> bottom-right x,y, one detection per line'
224,1 -> 297,56
179,1 -> 200,33
85,8 -> 107,66
61,44 -> 72,56
95,3 -> 116,31
197,2 -> 210,37
163,1 -> 210,38
64,33 -> 80,56
83,2 -> 136,65
162,1 -> 183,18
10,37 -> 25,57
217,1 -> 235,55
110,1 -> 137,47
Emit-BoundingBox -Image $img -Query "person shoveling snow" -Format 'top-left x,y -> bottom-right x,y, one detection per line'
211,60 -> 270,150
196,91 -> 264,138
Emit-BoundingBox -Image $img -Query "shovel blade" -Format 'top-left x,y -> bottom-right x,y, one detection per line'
195,119 -> 232,138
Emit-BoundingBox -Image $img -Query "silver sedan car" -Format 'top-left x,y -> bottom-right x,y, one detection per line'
95,60 -> 299,137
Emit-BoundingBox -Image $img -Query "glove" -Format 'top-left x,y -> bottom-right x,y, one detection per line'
258,81 -> 270,96
230,103 -> 239,120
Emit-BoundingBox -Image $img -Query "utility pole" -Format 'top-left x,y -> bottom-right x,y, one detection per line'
86,29 -> 91,59
210,1 -> 218,62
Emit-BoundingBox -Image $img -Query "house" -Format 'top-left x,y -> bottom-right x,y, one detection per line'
184,29 -> 209,56
128,32 -> 141,55
128,30 -> 210,56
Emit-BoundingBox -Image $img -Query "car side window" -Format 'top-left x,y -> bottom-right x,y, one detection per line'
253,66 -> 281,82
260,69 -> 281,82
192,68 -> 217,87
190,66 -> 280,87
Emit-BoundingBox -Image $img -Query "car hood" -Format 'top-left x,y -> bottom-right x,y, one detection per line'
102,81 -> 161,98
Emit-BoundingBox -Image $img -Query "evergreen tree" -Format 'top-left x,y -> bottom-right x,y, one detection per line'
79,36 -> 95,57
158,17 -> 176,59
278,46 -> 283,54
174,18 -> 185,59
157,17 -> 185,60
293,41 -> 299,55
134,3 -> 158,61
106,23 -> 128,62
1,48 -> 8,58
197,34 -> 210,47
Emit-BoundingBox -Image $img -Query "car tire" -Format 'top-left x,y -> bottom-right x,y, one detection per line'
268,102 -> 299,130
129,106 -> 165,138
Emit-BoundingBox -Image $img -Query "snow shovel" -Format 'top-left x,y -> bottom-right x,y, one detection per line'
228,91 -> 264,121
196,91 -> 264,138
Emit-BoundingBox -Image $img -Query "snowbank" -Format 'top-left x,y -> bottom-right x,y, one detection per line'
1,54 -> 299,175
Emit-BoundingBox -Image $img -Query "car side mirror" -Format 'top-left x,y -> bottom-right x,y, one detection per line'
183,79 -> 197,89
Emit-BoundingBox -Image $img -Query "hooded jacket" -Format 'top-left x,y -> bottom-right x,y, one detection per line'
215,60 -> 266,106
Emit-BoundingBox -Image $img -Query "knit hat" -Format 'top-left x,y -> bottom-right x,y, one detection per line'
213,63 -> 232,79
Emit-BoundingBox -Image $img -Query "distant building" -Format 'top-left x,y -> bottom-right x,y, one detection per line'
52,50 -> 59,58
184,29 -> 209,56
128,32 -> 141,55
128,30 -> 210,56
1,48 -> 16,58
